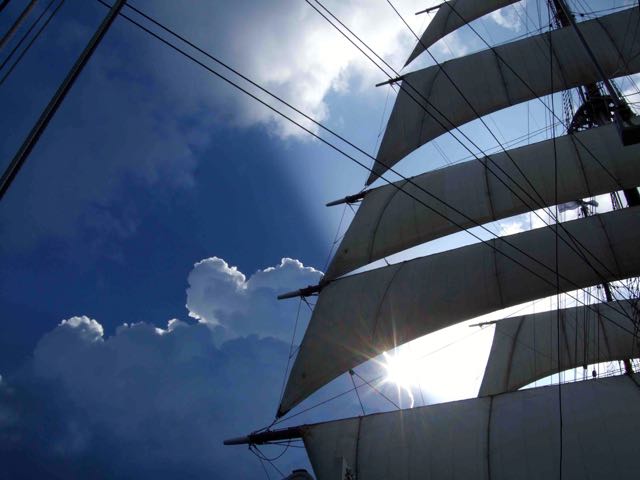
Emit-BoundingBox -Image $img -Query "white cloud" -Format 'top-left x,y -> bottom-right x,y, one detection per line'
488,4 -> 525,32
0,256 -> 325,478
498,217 -> 528,236
186,257 -> 322,341
133,0 -> 430,138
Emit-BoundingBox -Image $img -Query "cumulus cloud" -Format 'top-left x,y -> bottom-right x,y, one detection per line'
0,257 -> 324,478
186,257 -> 322,341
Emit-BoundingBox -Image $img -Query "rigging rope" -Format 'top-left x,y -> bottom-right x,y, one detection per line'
97,0 -> 640,347
304,0 -> 639,326
380,0 -> 633,308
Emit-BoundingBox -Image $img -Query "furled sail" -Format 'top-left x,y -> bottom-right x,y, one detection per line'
405,0 -> 520,67
279,206 -> 640,416
302,373 -> 640,480
327,122 -> 640,280
369,7 -> 640,185
479,299 -> 640,396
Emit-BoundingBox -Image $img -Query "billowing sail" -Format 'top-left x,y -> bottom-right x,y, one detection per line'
327,122 -> 640,280
303,373 -> 640,480
479,300 -> 640,396
369,7 -> 640,185
279,206 -> 640,416
405,0 -> 520,66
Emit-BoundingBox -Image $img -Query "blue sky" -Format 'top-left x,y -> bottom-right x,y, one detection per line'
0,0 -> 634,478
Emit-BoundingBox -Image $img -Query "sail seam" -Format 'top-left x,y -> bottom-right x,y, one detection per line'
594,214 -> 624,279
354,416 -> 362,480
367,180 -> 409,265
593,12 -> 637,78
568,134 -> 596,199
370,263 -> 406,345
491,238 -> 505,311
482,157 -> 498,221
503,316 -> 525,391
487,395 -> 493,480
493,51 -> 513,106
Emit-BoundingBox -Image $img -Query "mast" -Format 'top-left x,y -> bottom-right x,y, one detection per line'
551,0 -> 638,376
551,0 -> 640,207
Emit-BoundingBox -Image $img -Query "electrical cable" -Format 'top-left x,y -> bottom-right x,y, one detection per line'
305,0 -> 638,324
380,0 -> 633,313
0,0 -> 57,74
98,1 -> 640,340
0,0 -> 65,86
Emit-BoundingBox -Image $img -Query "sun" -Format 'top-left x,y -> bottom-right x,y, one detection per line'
380,351 -> 420,407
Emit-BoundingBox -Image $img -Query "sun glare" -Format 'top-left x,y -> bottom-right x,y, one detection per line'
381,351 -> 419,407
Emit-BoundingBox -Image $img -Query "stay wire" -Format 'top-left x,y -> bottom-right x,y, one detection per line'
255,453 -> 272,480
131,0 -> 627,303
385,0 -> 632,292
351,370 -> 400,410
278,298 -> 303,409
548,2 -> 563,474
0,0 -> 65,86
104,1 -> 640,341
0,0 -> 57,74
381,0 -> 632,312
422,0 -> 626,191
305,0 -> 638,326
309,0 -> 630,312
251,445 -> 287,479
349,370 -> 366,416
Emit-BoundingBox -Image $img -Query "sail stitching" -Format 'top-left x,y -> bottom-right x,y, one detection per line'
503,316 -> 526,391
370,263 -> 406,347
367,180 -> 409,265
486,395 -> 493,480
593,9 -> 638,79
482,157 -> 498,222
354,416 -> 362,480
493,49 -> 513,106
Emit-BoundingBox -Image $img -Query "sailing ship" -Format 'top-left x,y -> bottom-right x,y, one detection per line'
226,1 -> 640,478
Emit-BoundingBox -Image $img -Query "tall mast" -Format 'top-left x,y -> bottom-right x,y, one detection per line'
550,0 -> 640,207
551,0 -> 637,376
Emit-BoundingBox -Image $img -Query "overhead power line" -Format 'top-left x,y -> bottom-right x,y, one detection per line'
95,0 -> 640,333
0,0 -> 65,86
0,0 -> 126,201
0,0 -> 58,75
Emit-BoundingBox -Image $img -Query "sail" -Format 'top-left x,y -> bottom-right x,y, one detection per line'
327,122 -> 640,280
369,7 -> 640,185
405,0 -> 520,67
279,206 -> 640,416
479,300 -> 640,396
302,373 -> 640,480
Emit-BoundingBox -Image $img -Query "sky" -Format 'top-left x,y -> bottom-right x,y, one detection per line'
0,0 -> 636,478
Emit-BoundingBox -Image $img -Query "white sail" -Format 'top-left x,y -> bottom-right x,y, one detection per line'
303,373 -> 640,480
479,300 -> 640,396
369,7 -> 640,185
405,0 -> 520,66
279,206 -> 640,416
327,122 -> 640,280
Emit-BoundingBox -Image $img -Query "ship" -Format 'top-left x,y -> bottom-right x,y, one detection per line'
225,1 -> 640,478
